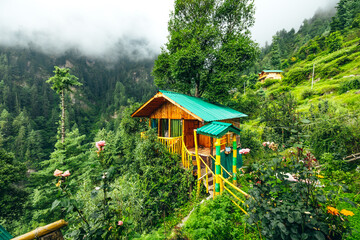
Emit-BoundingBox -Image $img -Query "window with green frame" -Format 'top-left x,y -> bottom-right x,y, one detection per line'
170,119 -> 182,137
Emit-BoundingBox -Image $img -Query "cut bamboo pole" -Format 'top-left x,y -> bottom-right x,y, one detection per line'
12,220 -> 68,240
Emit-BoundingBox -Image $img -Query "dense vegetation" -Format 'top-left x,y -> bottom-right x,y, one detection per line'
0,0 -> 360,239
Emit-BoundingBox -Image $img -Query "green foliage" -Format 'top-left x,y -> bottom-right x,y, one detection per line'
260,93 -> 300,146
306,102 -> 360,158
284,67 -> 311,85
183,195 -> 249,240
262,78 -> 280,88
153,0 -> 258,102
228,90 -> 262,119
326,31 -> 344,53
247,153 -> 353,240
338,77 -> 360,93
0,149 -> 28,221
132,131 -> 194,231
46,66 -> 82,94
331,0 -> 360,31
301,88 -> 317,100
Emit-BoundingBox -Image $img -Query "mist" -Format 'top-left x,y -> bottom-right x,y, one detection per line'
0,0 -> 341,59
252,0 -> 339,46
0,0 -> 173,60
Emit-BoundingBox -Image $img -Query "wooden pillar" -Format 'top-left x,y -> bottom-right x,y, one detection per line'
215,138 -> 221,196
149,118 -> 151,128
232,135 -> 237,185
158,119 -> 161,136
194,129 -> 201,198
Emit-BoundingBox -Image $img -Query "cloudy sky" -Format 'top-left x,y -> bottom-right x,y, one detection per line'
0,0 -> 339,58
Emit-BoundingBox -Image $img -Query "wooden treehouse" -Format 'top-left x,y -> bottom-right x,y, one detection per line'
132,90 -> 250,204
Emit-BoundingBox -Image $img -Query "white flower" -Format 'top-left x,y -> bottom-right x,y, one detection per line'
95,187 -> 101,190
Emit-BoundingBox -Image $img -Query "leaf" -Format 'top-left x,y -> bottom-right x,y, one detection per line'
278,222 -> 287,234
301,233 -> 309,240
300,119 -> 311,124
288,214 -> 294,223
314,231 -> 325,240
91,190 -> 98,199
51,199 -> 61,211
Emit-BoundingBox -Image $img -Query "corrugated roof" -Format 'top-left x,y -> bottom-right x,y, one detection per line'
0,225 -> 13,240
196,121 -> 241,138
160,90 -> 247,122
262,70 -> 283,73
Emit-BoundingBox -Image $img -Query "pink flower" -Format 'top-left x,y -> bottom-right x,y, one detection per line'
96,140 -> 106,151
61,170 -> 71,177
117,220 -> 123,226
54,169 -> 63,177
239,148 -> 250,154
262,142 -> 267,147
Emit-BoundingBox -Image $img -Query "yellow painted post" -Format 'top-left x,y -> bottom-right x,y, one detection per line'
194,129 -> 201,197
232,135 -> 238,185
215,138 -> 221,196
206,167 -> 208,193
220,167 -> 224,193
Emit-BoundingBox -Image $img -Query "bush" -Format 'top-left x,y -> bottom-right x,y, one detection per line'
284,67 -> 311,85
326,31 -> 343,53
338,78 -> 360,94
262,78 -> 280,88
183,195 -> 247,240
301,88 -> 316,100
246,152 -> 354,240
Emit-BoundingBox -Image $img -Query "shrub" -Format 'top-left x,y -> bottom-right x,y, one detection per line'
284,67 -> 311,85
338,78 -> 360,94
183,195 -> 246,240
301,88 -> 316,100
246,151 -> 354,240
326,31 -> 343,53
262,78 -> 280,88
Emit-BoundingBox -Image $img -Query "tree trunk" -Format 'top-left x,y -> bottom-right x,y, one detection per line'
61,90 -> 65,143
195,83 -> 199,97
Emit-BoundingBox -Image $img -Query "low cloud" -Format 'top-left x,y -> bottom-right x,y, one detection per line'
252,0 -> 339,46
0,0 -> 173,60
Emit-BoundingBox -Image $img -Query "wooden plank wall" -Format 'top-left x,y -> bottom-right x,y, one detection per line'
150,101 -> 198,120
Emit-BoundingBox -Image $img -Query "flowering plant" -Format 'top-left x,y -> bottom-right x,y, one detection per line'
51,140 -> 126,239
246,150 -> 353,240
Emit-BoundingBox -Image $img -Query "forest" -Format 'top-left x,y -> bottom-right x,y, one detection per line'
1,0 -> 360,239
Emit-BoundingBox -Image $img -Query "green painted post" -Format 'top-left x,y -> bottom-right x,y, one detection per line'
232,135 -> 237,185
215,139 -> 221,196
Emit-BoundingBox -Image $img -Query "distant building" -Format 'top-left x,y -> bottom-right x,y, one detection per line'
258,70 -> 283,83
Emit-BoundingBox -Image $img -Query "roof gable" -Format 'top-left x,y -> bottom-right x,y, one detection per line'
131,90 -> 247,121
159,90 -> 247,122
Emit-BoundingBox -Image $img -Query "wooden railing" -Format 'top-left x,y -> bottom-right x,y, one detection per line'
198,155 -> 215,196
158,136 -> 182,155
181,139 -> 195,169
219,175 -> 250,215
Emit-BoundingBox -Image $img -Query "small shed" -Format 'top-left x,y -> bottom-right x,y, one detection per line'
258,70 -> 283,83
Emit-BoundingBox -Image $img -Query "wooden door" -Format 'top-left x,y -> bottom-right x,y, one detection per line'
184,120 -> 199,148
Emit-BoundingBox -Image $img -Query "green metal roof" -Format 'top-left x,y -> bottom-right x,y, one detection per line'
262,70 -> 283,73
160,90 -> 247,122
0,225 -> 13,240
196,121 -> 241,138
